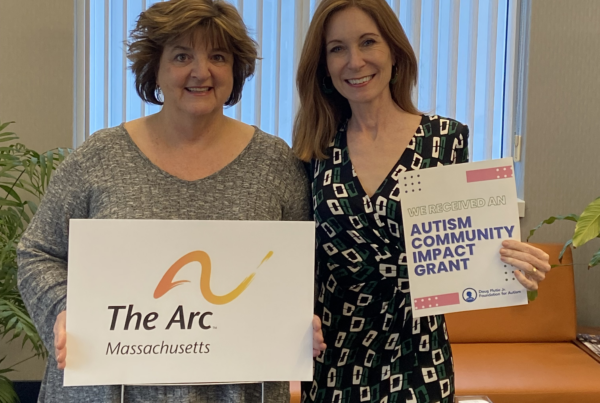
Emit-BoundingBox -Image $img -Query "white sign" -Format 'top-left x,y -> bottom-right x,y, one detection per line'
400,158 -> 526,318
65,220 -> 315,386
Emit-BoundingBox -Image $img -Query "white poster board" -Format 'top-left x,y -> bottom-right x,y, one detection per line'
65,220 -> 315,386
400,158 -> 527,318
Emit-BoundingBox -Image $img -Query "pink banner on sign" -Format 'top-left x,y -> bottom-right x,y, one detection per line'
466,166 -> 513,183
414,293 -> 460,310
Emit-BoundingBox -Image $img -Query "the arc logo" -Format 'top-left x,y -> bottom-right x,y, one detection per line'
154,250 -> 273,304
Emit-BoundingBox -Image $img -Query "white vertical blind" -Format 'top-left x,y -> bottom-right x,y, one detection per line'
502,0 -> 520,160
79,0 -> 518,161
435,0 -> 459,119
417,0 -> 439,114
456,0 -> 479,160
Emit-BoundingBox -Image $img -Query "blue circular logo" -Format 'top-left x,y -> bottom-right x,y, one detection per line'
462,288 -> 477,303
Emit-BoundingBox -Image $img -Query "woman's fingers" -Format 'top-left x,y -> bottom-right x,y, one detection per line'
513,269 -> 538,291
53,311 -> 67,369
55,348 -> 67,370
499,241 -> 552,291
500,253 -> 546,282
53,311 -> 66,348
500,241 -> 551,284
500,247 -> 550,270
313,340 -> 327,358
501,241 -> 551,270
312,315 -> 322,331
313,315 -> 326,357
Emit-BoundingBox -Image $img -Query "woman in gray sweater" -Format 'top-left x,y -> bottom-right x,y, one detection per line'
17,0 -> 309,402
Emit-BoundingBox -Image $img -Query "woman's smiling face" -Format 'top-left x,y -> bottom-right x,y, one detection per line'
324,6 -> 395,107
156,29 -> 234,119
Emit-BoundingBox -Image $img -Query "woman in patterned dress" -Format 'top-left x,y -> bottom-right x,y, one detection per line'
296,1 -> 551,402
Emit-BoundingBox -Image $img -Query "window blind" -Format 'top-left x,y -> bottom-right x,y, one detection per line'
76,0 -> 519,161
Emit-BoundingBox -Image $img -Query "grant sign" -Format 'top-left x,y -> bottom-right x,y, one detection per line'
65,220 -> 315,386
400,157 -> 526,318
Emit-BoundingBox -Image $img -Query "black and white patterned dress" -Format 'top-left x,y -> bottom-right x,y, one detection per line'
303,115 -> 469,403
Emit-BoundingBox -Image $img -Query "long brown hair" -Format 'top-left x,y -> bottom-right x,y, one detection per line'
127,0 -> 258,106
293,0 -> 419,161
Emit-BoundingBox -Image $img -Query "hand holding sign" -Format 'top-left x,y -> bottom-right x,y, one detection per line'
499,240 -> 551,290
400,158 -> 543,317
312,315 -> 326,358
53,311 -> 67,370
65,220 -> 314,386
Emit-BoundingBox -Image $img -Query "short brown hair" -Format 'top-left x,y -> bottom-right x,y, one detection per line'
127,0 -> 258,106
293,0 -> 419,161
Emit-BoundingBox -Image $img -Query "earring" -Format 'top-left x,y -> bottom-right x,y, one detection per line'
390,65 -> 399,85
321,76 -> 334,95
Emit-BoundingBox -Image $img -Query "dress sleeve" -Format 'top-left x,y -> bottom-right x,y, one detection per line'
281,149 -> 311,221
444,122 -> 470,165
458,124 -> 470,164
17,153 -> 89,353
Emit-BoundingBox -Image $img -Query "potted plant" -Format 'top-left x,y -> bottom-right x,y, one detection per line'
0,120 -> 70,402
527,197 -> 600,267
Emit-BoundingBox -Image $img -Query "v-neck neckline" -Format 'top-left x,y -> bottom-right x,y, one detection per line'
339,114 -> 426,202
120,123 -> 260,184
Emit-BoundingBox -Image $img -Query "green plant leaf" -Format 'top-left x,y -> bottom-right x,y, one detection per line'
0,373 -> 19,403
0,121 -> 15,132
0,200 -> 22,208
5,316 -> 18,332
527,290 -> 538,301
589,249 -> 600,269
24,201 -> 37,215
0,299 -> 46,358
0,356 -> 14,373
526,214 -> 579,241
0,165 -> 19,180
558,239 -> 573,262
573,197 -> 600,248
0,136 -> 19,143
17,208 -> 31,225
39,154 -> 46,189
0,185 -> 22,204
44,151 -> 55,188
0,120 -> 64,383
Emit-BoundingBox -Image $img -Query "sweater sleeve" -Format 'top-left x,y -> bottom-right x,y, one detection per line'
281,148 -> 311,222
17,152 -> 89,354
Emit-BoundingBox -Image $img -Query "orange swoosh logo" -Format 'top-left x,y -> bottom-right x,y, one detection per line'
154,251 -> 273,304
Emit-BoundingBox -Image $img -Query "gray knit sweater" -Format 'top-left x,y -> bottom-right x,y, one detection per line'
17,124 -> 310,403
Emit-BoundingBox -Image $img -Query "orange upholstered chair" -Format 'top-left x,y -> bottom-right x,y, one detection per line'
446,243 -> 600,403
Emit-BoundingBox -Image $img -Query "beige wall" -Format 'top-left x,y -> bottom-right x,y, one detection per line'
0,1 -> 74,150
519,0 -> 600,327
0,1 -> 74,381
